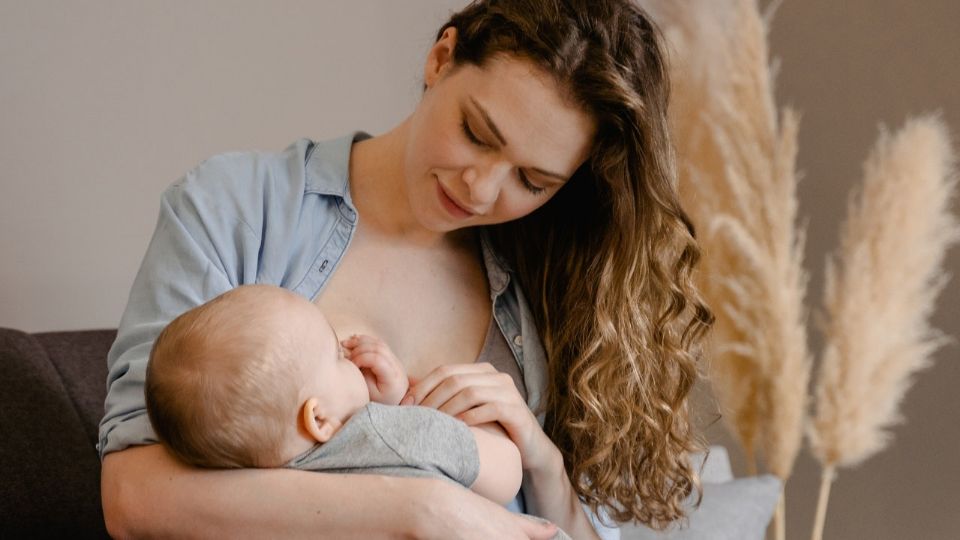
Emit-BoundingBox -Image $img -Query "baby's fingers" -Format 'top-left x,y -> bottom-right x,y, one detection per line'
341,333 -> 384,349
350,350 -> 390,371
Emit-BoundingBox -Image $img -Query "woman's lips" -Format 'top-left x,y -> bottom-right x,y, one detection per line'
436,181 -> 475,219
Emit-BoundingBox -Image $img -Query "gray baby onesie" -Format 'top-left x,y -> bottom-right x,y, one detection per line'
284,402 -> 480,485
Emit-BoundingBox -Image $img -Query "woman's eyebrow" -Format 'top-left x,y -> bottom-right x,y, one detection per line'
468,96 -> 570,182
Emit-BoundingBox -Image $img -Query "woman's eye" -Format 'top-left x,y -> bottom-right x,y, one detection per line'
461,115 -> 546,196
460,118 -> 489,147
519,170 -> 547,195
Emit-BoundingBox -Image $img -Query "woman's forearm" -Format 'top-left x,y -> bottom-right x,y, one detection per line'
522,447 -> 602,540
102,444 -> 430,539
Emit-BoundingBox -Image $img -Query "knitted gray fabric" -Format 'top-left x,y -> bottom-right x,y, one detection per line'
286,402 -> 571,539
285,403 -> 479,485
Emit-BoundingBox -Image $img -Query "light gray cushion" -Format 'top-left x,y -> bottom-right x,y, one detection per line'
620,447 -> 781,540
693,446 -> 734,483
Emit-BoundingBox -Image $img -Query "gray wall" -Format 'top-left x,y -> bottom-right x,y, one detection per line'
768,1 -> 959,538
0,0 -> 464,331
1,2 -> 957,539
703,1 -> 960,539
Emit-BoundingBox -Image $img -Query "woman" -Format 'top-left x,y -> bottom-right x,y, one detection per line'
99,0 -> 713,537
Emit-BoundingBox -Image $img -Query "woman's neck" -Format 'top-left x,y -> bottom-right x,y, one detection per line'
348,119 -> 457,249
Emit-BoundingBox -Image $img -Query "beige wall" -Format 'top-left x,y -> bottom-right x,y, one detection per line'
1,1 -> 957,539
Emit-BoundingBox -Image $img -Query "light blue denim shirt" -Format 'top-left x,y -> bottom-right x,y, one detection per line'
98,133 -> 617,537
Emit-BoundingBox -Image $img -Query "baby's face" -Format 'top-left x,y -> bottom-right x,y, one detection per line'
288,295 -> 370,422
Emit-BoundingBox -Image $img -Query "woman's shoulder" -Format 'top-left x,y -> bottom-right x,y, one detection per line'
163,133 -> 366,223
158,136 -> 358,238
165,138 -> 314,211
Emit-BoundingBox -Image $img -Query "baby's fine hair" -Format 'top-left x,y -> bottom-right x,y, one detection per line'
145,285 -> 304,469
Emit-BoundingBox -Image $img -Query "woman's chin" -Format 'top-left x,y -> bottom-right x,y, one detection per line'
408,201 -> 467,234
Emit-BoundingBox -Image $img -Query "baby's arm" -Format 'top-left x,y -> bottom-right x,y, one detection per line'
468,422 -> 523,506
345,336 -> 522,504
343,334 -> 408,405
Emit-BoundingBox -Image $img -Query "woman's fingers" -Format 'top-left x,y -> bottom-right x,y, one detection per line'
516,515 -> 559,540
404,363 -> 500,406
418,372 -> 516,413
406,362 -> 560,472
455,402 -> 506,426
425,479 -> 558,540
430,383 -> 503,418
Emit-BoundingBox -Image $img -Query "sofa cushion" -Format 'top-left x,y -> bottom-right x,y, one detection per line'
0,328 -> 112,537
621,446 -> 781,540
35,330 -> 115,447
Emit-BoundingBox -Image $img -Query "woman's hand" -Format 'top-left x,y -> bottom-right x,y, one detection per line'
405,365 -> 602,539
413,478 -> 559,540
401,363 -> 560,472
342,334 -> 408,405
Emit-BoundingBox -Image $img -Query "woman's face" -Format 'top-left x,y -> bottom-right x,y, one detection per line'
403,28 -> 596,232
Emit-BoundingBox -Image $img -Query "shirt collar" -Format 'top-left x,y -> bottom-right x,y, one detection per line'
304,131 -> 372,210
479,228 -> 513,298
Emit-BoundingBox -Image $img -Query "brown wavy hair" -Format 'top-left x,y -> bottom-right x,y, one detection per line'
437,0 -> 714,528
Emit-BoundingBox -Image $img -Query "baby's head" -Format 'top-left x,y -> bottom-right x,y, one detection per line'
145,284 -> 369,469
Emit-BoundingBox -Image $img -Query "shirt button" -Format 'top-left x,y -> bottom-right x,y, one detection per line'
513,335 -> 523,347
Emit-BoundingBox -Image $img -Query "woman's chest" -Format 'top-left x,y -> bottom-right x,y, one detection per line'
313,233 -> 492,378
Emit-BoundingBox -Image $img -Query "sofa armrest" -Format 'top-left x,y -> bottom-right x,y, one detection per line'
0,327 -> 111,537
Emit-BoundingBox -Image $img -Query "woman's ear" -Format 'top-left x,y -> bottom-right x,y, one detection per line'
424,26 -> 458,89
301,397 -> 342,443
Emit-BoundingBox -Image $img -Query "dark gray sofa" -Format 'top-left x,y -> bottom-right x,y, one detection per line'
0,327 -> 114,537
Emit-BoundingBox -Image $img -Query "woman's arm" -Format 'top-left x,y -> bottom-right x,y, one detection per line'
407,363 -> 602,540
520,446 -> 603,540
102,445 -> 421,539
102,444 -> 558,539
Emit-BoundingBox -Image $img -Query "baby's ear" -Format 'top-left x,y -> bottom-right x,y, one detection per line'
301,397 -> 342,443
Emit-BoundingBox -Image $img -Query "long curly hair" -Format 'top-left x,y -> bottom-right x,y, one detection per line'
437,0 -> 714,528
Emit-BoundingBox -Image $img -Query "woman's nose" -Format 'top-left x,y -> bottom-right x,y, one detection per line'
462,161 -> 512,206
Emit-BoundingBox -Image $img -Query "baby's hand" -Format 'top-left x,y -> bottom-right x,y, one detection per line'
342,334 -> 408,405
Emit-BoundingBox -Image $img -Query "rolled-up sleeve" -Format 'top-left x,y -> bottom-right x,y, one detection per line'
98,156 -> 262,460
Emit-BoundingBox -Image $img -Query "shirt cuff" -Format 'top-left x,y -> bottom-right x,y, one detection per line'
97,411 -> 158,461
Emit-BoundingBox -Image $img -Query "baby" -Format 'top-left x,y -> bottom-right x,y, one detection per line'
144,284 -> 523,505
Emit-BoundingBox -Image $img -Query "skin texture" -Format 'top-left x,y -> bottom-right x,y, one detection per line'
261,287 -> 525,506
102,24 -> 598,540
401,29 -> 595,233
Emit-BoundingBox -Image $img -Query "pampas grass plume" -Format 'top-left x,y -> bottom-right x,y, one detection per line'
643,0 -> 811,480
638,2 -> 811,538
808,116 -> 959,540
